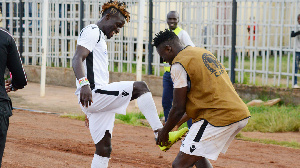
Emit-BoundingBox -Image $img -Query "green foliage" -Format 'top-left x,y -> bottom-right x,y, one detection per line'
60,105 -> 300,134
109,62 -> 148,74
60,113 -> 85,121
115,112 -> 146,126
223,54 -> 296,87
236,133 -> 299,149
244,105 -> 300,132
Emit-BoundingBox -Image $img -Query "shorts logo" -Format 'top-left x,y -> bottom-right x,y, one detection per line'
202,53 -> 225,77
122,90 -> 129,97
190,145 -> 196,153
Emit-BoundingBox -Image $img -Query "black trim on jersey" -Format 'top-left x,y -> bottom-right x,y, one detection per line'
187,74 -> 191,92
86,52 -> 95,90
95,89 -> 119,96
79,25 -> 98,36
97,30 -> 101,43
193,119 -> 208,142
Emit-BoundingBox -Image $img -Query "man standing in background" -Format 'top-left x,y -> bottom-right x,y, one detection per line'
291,14 -> 300,88
162,11 -> 195,128
0,27 -> 27,167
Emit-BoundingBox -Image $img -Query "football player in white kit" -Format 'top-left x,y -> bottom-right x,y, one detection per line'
72,1 -> 188,167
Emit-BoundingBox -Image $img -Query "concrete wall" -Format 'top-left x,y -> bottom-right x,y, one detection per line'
24,65 -> 300,105
234,84 -> 300,106
24,65 -> 163,96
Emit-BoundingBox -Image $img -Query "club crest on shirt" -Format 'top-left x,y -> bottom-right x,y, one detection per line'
202,53 -> 225,77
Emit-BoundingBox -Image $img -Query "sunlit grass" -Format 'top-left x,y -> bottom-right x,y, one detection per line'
236,133 -> 300,149
60,104 -> 300,133
244,105 -> 300,132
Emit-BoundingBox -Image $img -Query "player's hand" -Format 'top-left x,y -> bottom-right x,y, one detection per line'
80,85 -> 93,107
156,129 -> 170,147
172,125 -> 179,131
85,115 -> 89,128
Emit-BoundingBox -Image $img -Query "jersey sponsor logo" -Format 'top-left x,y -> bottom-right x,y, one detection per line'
190,145 -> 196,153
202,53 -> 225,77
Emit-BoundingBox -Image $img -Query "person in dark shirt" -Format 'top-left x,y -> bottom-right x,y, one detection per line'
0,27 -> 27,167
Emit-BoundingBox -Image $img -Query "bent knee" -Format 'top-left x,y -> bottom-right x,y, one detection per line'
95,144 -> 112,157
132,81 -> 150,100
133,81 -> 149,92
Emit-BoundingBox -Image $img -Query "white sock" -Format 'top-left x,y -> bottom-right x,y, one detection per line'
137,92 -> 163,132
91,154 -> 109,168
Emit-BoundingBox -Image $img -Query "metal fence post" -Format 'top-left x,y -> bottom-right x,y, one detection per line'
148,0 -> 153,75
231,0 -> 237,84
80,0 -> 84,31
19,0 -> 23,60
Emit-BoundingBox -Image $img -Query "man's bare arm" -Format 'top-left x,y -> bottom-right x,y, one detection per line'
72,45 -> 93,107
156,86 -> 187,145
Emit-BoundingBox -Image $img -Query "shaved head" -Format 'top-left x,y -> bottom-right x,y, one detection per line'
167,11 -> 179,30
167,11 -> 179,19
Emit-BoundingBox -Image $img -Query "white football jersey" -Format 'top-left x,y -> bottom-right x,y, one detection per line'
75,24 -> 109,95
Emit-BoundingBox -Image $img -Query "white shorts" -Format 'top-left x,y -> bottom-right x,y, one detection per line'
180,118 -> 249,161
77,81 -> 134,144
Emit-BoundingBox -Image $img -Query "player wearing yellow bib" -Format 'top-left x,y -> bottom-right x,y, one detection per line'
154,29 -> 250,168
163,11 -> 195,128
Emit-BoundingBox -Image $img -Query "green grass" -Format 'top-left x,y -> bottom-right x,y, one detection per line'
222,54 -> 294,72
244,105 -> 300,132
109,62 -> 164,75
236,133 -> 300,149
221,54 -> 297,87
60,104 -> 300,133
60,113 -> 86,121
115,112 -> 146,126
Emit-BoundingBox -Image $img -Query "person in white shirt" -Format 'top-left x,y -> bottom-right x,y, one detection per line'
291,14 -> 300,88
72,1 -> 187,167
162,11 -> 195,129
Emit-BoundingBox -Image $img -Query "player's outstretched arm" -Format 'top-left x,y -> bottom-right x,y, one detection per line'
72,45 -> 93,107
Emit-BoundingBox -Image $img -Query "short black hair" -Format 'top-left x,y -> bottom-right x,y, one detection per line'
153,29 -> 179,47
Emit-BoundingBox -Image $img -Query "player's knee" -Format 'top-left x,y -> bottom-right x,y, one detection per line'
172,158 -> 191,168
134,81 -> 149,92
132,81 -> 150,100
95,143 -> 112,157
172,161 -> 181,168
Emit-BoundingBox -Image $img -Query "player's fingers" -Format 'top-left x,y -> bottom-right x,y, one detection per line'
85,100 -> 89,107
80,94 -> 84,106
156,138 -> 159,145
80,98 -> 84,106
